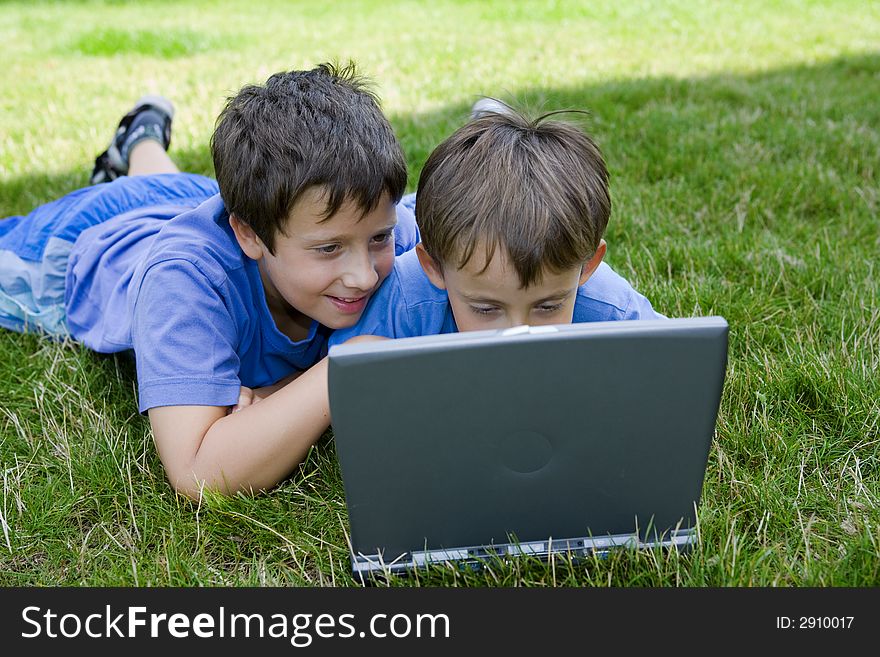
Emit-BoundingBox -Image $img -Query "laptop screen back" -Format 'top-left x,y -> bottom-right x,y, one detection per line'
328,317 -> 728,567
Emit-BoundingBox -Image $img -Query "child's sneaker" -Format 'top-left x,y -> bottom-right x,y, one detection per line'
470,97 -> 513,120
90,95 -> 175,184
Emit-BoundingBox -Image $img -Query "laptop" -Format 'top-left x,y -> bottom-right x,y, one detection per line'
328,316 -> 728,578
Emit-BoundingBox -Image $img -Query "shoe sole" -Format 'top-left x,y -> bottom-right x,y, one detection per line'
132,94 -> 175,122
471,97 -> 512,120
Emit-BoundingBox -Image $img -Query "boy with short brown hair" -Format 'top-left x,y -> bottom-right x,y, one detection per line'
330,101 -> 661,344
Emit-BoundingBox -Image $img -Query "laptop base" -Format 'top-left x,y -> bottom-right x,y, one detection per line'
351,528 -> 695,583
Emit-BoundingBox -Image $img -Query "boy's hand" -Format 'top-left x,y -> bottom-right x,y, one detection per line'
228,370 -> 306,413
229,386 -> 258,414
341,334 -> 390,345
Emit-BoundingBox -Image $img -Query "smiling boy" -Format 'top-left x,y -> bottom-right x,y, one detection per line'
330,102 -> 661,345
228,186 -> 398,342
0,64 -> 416,498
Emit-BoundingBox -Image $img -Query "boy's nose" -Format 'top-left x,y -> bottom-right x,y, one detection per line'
507,310 -> 530,328
340,252 -> 379,292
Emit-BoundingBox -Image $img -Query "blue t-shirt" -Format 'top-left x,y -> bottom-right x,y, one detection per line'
64,180 -> 419,412
330,249 -> 663,345
1,173 -> 219,338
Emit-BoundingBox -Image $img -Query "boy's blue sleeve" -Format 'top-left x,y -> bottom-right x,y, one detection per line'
393,201 -> 420,255
575,262 -> 667,322
130,258 -> 242,413
624,289 -> 667,320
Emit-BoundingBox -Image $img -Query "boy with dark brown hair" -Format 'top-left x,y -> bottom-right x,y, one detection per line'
0,63 -> 418,498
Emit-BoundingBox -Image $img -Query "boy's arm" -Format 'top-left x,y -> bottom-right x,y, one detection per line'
233,371 -> 302,411
130,258 -> 331,499
148,357 -> 330,500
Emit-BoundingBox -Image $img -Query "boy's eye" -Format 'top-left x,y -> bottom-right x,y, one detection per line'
371,231 -> 394,245
313,244 -> 340,255
470,305 -> 499,316
536,302 -> 565,313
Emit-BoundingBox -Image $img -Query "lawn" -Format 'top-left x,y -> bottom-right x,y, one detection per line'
0,0 -> 878,586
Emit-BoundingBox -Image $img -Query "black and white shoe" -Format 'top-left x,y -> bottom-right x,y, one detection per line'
90,95 -> 174,184
470,97 -> 512,120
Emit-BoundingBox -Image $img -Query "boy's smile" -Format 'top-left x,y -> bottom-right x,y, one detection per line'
326,294 -> 370,314
416,239 -> 605,332
231,187 -> 397,342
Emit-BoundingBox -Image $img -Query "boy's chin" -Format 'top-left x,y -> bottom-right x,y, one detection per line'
321,312 -> 362,330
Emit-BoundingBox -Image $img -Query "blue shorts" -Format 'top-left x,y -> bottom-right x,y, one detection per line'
0,173 -> 218,337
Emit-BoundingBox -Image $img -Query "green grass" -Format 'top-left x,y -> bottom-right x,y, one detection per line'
64,27 -> 227,58
0,0 -> 878,586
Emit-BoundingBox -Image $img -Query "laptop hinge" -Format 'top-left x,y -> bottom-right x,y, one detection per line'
351,528 -> 695,576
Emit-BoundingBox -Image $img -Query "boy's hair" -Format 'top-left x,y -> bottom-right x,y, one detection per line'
211,62 -> 407,253
415,102 -> 611,287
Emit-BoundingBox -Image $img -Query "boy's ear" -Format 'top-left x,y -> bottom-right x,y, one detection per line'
416,243 -> 447,290
579,239 -> 607,286
228,213 -> 265,260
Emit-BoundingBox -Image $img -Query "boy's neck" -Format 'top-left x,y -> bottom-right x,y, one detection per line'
257,261 -> 313,343
269,305 -> 312,343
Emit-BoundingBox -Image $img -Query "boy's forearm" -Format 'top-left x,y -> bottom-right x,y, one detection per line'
252,371 -> 302,400
185,359 -> 330,496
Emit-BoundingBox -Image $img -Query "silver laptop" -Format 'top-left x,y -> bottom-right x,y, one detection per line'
328,316 -> 728,577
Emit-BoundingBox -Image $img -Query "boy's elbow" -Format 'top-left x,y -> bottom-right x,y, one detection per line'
166,469 -> 262,501
165,470 -> 208,501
